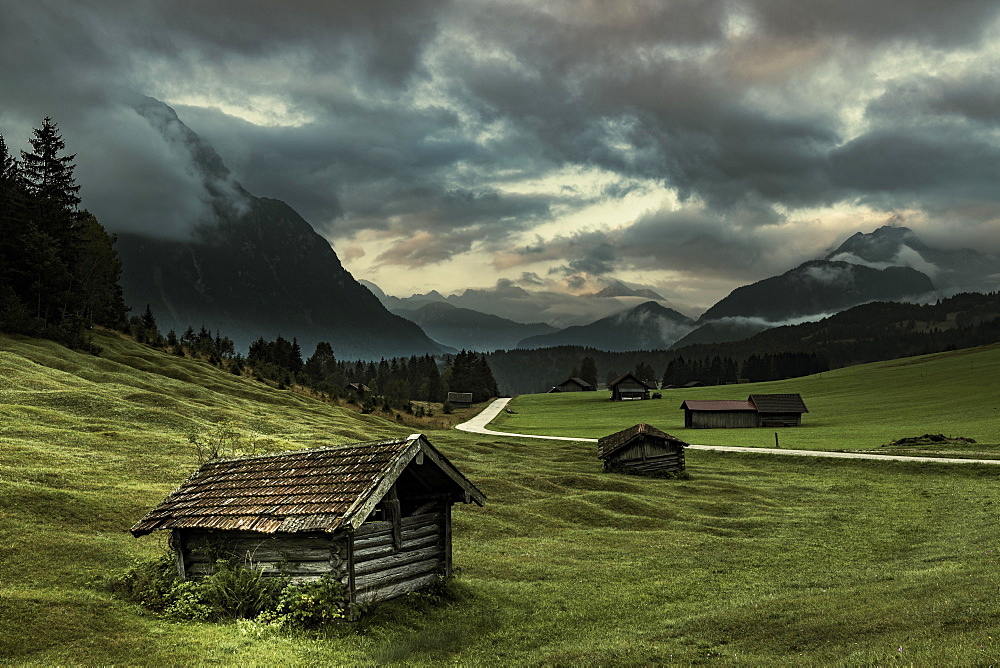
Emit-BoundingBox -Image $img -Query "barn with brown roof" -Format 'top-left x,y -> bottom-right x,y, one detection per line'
547,377 -> 596,393
130,434 -> 485,609
597,424 -> 688,475
680,393 -> 808,428
608,371 -> 657,401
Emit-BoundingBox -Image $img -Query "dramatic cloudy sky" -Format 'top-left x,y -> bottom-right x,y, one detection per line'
4,1 -> 1000,314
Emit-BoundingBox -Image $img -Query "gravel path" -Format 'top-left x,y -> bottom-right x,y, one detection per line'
456,398 -> 1000,466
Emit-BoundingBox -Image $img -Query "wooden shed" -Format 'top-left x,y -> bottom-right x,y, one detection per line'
447,391 -> 473,408
608,372 -> 657,401
680,393 -> 808,428
680,399 -> 758,428
597,424 -> 688,475
749,393 -> 809,427
130,434 -> 486,610
549,377 -> 596,393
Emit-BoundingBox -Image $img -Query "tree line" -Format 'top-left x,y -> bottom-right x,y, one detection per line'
0,118 -> 127,349
126,309 -> 499,413
487,292 -> 1000,394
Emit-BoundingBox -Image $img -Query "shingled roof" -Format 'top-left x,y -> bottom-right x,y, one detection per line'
749,394 -> 809,413
597,423 -> 688,459
130,434 -> 485,537
608,371 -> 657,389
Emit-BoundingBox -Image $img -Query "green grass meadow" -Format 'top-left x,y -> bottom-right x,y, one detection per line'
4,332 -> 1000,665
493,343 -> 1000,453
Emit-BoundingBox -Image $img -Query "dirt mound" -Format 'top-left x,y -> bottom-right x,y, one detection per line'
886,433 -> 977,446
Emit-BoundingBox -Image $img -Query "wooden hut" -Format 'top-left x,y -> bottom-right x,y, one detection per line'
130,434 -> 486,610
680,399 -> 758,428
608,372 -> 656,401
597,424 -> 688,475
446,391 -> 473,408
749,393 -> 809,427
680,393 -> 808,428
549,377 -> 596,393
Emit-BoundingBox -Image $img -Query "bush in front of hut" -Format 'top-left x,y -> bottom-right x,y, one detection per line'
107,553 -> 347,630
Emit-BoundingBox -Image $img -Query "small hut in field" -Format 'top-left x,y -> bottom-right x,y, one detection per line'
680,393 -> 808,428
597,424 -> 688,475
548,377 -> 596,393
447,391 -> 473,408
130,434 -> 485,610
608,372 -> 657,401
749,394 -> 809,427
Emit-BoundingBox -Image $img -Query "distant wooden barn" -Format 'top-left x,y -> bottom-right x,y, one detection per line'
548,377 -> 596,393
680,393 -> 808,428
608,372 -> 657,401
447,391 -> 474,407
130,434 -> 486,610
749,393 -> 810,427
597,424 -> 688,475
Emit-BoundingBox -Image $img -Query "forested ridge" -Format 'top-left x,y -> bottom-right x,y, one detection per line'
487,291 -> 1000,394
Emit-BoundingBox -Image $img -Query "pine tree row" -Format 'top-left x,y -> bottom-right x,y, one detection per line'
0,118 -> 128,349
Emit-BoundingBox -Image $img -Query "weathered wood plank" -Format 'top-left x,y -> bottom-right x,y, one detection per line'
354,557 -> 440,591
354,531 -> 440,563
354,572 -> 441,605
401,523 -> 440,541
354,523 -> 439,550
185,546 -> 333,563
186,560 -> 339,576
354,545 -> 443,577
184,535 -> 334,554
354,521 -> 393,537
400,511 -> 441,528
443,504 -> 452,577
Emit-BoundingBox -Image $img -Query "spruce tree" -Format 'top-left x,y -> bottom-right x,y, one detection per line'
580,356 -> 598,387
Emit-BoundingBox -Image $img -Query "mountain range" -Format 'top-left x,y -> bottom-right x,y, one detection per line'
369,224 -> 998,354
388,301 -> 557,352
515,301 -> 694,351
115,98 -> 444,359
112,99 -> 1000,360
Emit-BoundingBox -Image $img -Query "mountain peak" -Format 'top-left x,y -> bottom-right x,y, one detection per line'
826,225 -> 926,264
588,280 -> 665,300
117,100 -> 444,359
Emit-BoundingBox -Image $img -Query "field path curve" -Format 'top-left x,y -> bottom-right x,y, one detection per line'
456,398 -> 1000,466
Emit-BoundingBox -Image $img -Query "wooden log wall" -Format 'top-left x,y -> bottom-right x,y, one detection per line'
352,509 -> 447,605
605,440 -> 684,474
176,529 -> 350,586
759,413 -> 802,427
687,410 -> 758,429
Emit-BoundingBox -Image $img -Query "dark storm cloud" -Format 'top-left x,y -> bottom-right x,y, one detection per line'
4,0 -> 1000,277
524,208 -> 783,283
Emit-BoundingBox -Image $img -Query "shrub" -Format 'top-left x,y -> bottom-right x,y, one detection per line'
108,553 -> 347,629
107,552 -> 179,613
196,558 -> 286,620
275,575 -> 347,629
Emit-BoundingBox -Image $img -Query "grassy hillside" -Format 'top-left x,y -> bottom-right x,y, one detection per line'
4,332 -> 1000,664
492,343 -> 1000,453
